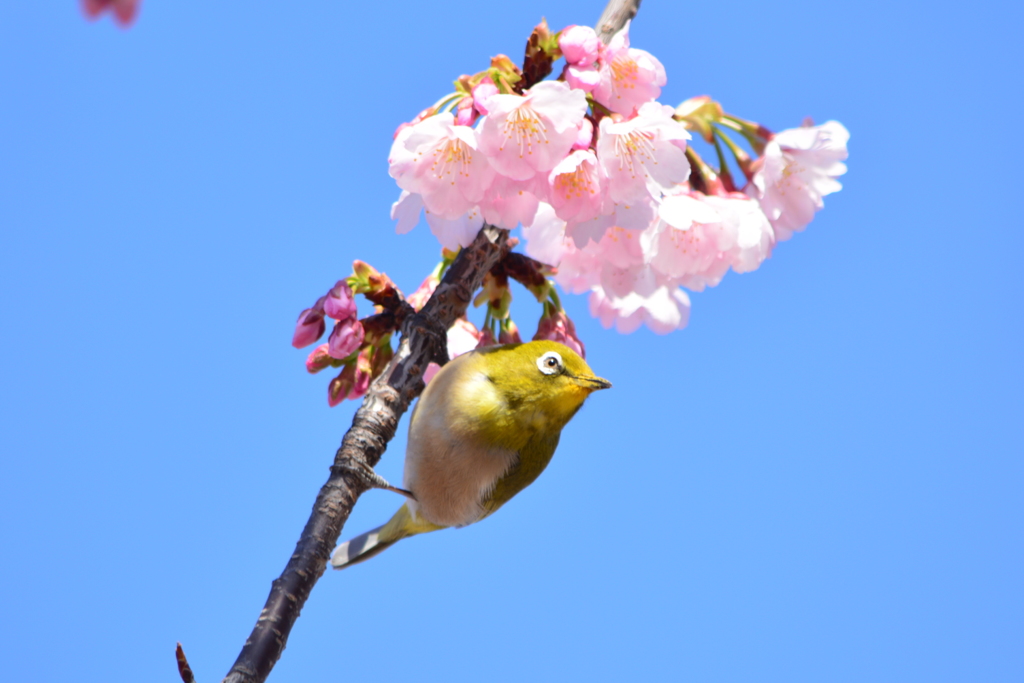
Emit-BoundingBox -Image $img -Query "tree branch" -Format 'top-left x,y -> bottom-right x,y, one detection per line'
202,3 -> 643,682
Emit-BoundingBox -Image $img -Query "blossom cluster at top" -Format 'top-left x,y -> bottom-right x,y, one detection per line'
388,21 -> 849,334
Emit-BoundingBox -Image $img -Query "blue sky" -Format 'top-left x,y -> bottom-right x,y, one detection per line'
1,1 -> 1021,681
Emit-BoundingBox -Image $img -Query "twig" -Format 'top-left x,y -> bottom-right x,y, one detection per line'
596,0 -> 642,43
211,2 -> 642,681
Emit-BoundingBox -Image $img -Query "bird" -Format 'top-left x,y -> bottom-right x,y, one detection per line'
330,340 -> 611,569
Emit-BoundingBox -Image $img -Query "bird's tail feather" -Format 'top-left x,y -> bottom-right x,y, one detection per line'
330,503 -> 444,570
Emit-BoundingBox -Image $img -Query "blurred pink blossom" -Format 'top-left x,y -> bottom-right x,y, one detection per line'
82,0 -> 139,26
406,273 -> 440,312
589,284 -> 690,334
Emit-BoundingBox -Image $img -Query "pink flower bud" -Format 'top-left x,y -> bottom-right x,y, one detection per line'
573,118 -> 594,151
559,25 -> 600,66
326,355 -> 371,406
477,328 -> 497,348
291,300 -> 326,348
324,280 -> 357,320
455,97 -> 478,127
499,320 -> 523,345
327,317 -> 365,359
472,77 -> 499,116
305,344 -> 333,374
533,309 -> 586,358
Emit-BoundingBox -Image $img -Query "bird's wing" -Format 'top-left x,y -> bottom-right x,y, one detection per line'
481,431 -> 561,516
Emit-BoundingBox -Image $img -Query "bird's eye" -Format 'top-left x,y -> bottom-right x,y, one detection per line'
536,351 -> 563,376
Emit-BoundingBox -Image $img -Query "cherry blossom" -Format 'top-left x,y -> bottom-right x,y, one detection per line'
389,112 -> 495,220
548,150 -> 604,227
749,121 -> 849,241
477,81 -> 588,181
479,174 -> 545,229
596,102 -> 691,204
82,0 -> 139,26
305,344 -> 333,374
591,23 -> 667,116
589,284 -> 690,334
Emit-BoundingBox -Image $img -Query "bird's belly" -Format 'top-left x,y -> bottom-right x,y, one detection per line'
403,431 -> 518,529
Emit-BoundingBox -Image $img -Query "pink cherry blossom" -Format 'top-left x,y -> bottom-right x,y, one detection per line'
82,0 -> 139,26
749,121 -> 849,241
392,191 -> 485,248
591,23 -> 667,116
549,150 -> 604,227
649,193 -> 730,290
522,202 -> 571,267
406,273 -> 440,312
327,317 -> 364,360
422,363 -> 442,385
534,309 -> 586,358
597,102 -> 691,204
389,112 -> 495,220
702,194 -> 775,274
323,280 -> 357,320
391,190 -> 423,235
455,97 -> 477,127
425,205 -> 484,250
477,81 -> 588,181
589,284 -> 690,334
446,317 -> 482,359
479,174 -> 546,229
291,298 -> 326,348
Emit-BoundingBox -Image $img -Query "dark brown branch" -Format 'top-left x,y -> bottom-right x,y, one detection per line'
214,2 -> 642,681
220,227 -> 510,683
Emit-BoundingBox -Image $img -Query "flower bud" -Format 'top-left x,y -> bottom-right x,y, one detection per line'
324,280 -> 357,321
559,25 -> 600,66
305,343 -> 333,374
327,317 -> 365,360
291,297 -> 326,348
498,319 -> 522,345
533,309 -> 586,358
477,328 -> 497,348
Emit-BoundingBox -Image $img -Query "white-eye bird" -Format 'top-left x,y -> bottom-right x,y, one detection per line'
330,340 -> 611,569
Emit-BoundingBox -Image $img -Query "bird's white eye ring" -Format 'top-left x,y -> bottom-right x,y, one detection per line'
537,351 -> 563,375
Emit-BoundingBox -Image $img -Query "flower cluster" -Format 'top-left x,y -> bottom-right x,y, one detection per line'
389,22 -> 849,334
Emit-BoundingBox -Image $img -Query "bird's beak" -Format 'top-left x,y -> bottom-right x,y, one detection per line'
579,375 -> 612,391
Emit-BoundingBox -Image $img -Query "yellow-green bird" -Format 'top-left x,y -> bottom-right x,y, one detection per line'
330,340 -> 611,569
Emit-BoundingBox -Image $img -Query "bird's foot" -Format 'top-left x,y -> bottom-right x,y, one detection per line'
342,459 -> 416,501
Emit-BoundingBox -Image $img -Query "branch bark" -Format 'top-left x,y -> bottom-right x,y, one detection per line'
203,2 -> 643,682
